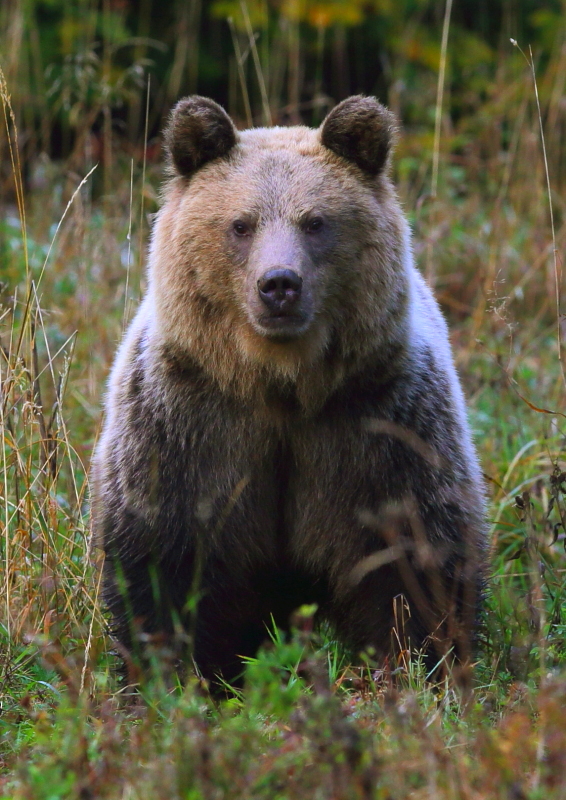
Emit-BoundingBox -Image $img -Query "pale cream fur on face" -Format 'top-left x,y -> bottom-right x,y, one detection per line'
147,125 -> 409,410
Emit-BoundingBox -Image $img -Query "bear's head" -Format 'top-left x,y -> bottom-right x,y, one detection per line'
148,96 -> 411,408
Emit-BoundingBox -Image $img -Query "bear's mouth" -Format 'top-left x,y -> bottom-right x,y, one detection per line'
256,312 -> 310,340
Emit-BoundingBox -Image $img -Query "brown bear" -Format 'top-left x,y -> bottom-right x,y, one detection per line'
92,95 -> 487,687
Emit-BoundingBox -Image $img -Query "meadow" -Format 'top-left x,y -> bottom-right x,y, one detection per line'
1,2 -> 566,797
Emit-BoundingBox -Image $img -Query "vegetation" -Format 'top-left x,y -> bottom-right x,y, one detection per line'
1,0 -> 566,796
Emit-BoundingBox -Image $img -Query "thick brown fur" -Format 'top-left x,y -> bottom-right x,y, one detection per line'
92,95 -> 487,688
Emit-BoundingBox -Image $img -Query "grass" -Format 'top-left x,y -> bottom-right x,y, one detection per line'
1,29 -> 566,798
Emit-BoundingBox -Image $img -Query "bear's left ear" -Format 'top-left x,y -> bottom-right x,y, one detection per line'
320,96 -> 397,176
164,96 -> 238,177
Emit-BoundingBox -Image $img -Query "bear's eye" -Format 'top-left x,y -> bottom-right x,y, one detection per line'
305,217 -> 324,234
233,220 -> 251,237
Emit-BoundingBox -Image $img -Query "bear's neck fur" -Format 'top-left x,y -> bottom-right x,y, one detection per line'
152,310 -> 410,421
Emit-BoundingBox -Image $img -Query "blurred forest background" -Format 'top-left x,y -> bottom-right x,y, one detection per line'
1,0 -> 565,190
2,2 -> 566,797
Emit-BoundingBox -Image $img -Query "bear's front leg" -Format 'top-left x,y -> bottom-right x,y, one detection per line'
103,546 -> 277,689
289,399 -> 486,670
326,520 -> 483,670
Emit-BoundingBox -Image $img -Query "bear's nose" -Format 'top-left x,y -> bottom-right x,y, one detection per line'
257,269 -> 303,312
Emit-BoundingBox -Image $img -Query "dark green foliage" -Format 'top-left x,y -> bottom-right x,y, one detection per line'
1,0 -> 564,165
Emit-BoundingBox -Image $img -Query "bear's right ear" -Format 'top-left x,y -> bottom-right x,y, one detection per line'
320,96 -> 397,176
164,96 -> 238,177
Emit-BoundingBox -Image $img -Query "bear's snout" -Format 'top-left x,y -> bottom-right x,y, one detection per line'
253,265 -> 312,339
244,222 -> 316,340
257,269 -> 303,313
